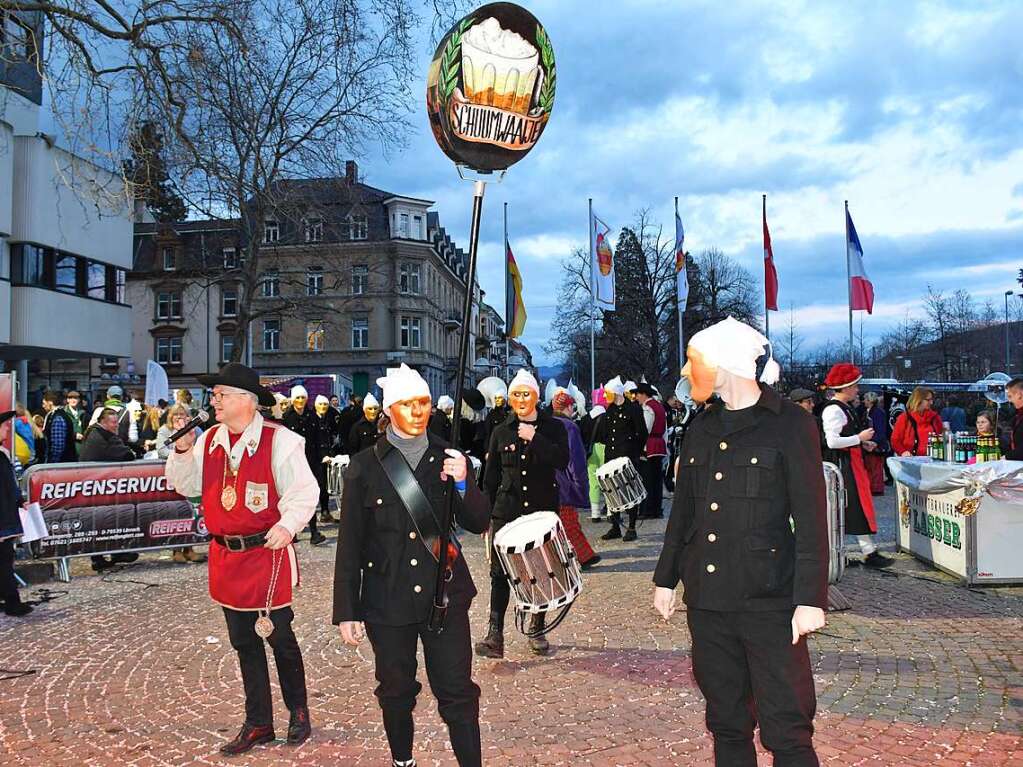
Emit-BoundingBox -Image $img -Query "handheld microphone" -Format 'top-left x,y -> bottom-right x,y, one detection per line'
162,410 -> 210,447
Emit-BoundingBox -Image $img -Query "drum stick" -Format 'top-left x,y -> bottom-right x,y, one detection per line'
485,529 -> 492,564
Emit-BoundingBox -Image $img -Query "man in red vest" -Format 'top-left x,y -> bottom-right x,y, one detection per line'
634,383 -> 667,520
166,363 -> 318,756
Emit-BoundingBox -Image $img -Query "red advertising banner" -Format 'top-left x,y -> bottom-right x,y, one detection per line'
22,460 -> 208,557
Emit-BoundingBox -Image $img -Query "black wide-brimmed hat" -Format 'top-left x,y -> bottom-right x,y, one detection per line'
462,389 -> 485,411
0,410 -> 15,426
634,382 -> 659,397
197,363 -> 276,408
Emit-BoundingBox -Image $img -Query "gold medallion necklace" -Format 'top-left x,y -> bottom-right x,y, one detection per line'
221,452 -> 240,511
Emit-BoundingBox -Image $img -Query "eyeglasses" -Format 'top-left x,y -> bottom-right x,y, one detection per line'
209,390 -> 246,402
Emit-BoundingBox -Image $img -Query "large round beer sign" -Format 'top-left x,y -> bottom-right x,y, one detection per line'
427,3 -> 556,173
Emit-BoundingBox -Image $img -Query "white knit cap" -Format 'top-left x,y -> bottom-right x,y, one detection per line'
363,392 -> 380,408
376,363 -> 431,410
290,385 -> 308,399
314,395 -> 329,406
624,380 -> 637,392
509,369 -> 540,396
589,405 -> 606,419
688,316 -> 780,384
604,375 -> 625,395
437,395 -> 455,411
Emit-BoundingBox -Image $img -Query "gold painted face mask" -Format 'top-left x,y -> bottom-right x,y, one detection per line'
364,405 -> 380,421
389,396 -> 432,436
681,347 -> 718,404
315,401 -> 329,416
493,395 -> 505,408
292,396 -> 308,411
508,387 -> 538,419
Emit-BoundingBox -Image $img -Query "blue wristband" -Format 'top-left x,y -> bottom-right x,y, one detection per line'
455,478 -> 466,492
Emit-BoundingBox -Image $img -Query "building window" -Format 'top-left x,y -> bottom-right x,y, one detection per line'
261,270 -> 279,297
352,264 -> 368,295
221,287 -> 238,317
264,220 -> 279,244
155,337 -> 183,365
221,335 -> 235,363
342,214 -> 368,241
304,218 -> 323,243
352,317 -> 369,349
55,254 -> 78,294
156,291 -> 182,320
400,316 -> 421,349
112,268 -> 126,304
223,247 -> 238,269
263,319 -> 281,351
399,213 -> 410,238
413,214 -> 423,240
306,320 -> 325,352
399,262 -> 421,294
306,267 -> 324,296
86,261 -> 106,300
162,247 -> 175,270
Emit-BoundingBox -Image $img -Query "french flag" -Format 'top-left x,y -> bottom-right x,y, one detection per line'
847,208 -> 874,314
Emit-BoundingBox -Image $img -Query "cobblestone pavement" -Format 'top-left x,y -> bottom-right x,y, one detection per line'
1,491 -> 1021,766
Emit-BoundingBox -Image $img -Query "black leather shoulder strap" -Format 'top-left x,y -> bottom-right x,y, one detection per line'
374,441 -> 443,562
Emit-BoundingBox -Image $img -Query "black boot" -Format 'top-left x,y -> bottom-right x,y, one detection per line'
3,593 -> 32,617
220,723 -> 275,755
601,512 -> 623,541
474,610 -> 505,658
287,706 -> 311,745
528,613 -> 550,656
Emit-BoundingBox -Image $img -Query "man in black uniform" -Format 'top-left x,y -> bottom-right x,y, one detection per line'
476,369 -> 569,658
282,385 -> 326,545
333,364 -> 490,767
653,318 -> 828,767
429,395 -> 454,441
594,375 -> 648,541
311,395 -> 341,523
347,393 -> 382,454
337,394 -> 362,451
479,380 -> 510,456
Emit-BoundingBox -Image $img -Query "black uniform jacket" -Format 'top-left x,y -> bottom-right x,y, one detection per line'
282,407 -> 316,466
348,416 -> 381,455
483,409 -> 569,522
332,433 -> 491,626
653,384 -> 829,612
595,400 -> 647,462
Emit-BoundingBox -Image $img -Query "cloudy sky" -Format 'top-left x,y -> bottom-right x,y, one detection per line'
359,1 -> 1023,366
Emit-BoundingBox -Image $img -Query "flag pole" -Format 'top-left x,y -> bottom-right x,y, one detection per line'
763,194 -> 771,342
845,200 -> 854,363
675,196 -> 684,370
504,201 -> 510,381
588,197 -> 596,398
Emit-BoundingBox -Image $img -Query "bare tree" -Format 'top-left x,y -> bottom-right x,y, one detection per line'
776,304 -> 804,370
693,248 -> 759,328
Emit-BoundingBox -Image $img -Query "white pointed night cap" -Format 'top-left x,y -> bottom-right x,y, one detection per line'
314,395 -> 329,406
376,363 -> 431,410
437,395 -> 455,411
509,369 -> 540,395
290,385 -> 308,399
363,392 -> 380,409
688,316 -> 780,384
604,375 -> 625,395
624,380 -> 637,392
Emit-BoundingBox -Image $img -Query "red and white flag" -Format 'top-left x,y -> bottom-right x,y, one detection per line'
846,208 -> 874,314
763,196 -> 779,312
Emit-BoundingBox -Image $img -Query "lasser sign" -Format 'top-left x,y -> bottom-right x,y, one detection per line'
23,460 -> 207,557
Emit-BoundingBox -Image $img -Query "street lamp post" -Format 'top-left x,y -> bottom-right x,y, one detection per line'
1005,290 -> 1013,373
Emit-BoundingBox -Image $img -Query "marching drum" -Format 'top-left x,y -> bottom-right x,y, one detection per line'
822,461 -> 846,584
595,457 -> 647,513
493,511 -> 582,616
327,455 -> 351,499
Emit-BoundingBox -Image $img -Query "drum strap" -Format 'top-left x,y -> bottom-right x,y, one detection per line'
375,442 -> 456,565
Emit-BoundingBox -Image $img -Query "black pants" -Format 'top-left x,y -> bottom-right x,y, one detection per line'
0,539 -> 21,605
687,609 -> 819,767
313,463 -> 330,514
639,456 -> 665,518
487,518 -> 512,619
365,610 -> 481,766
222,606 -> 308,728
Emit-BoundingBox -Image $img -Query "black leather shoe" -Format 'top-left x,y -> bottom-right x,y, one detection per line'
863,551 -> 894,569
287,706 -> 311,745
3,601 -> 33,617
580,554 -> 602,571
601,527 -> 622,541
220,723 -> 275,755
622,528 -> 638,542
310,532 -> 327,546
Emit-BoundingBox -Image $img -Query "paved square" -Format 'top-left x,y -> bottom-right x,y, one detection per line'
1,496 -> 1020,766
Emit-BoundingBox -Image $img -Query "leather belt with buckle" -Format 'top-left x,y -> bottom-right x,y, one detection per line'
212,532 -> 271,552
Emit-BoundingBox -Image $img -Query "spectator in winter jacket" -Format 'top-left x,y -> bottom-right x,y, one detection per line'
551,391 -> 599,569
41,391 -> 77,463
1003,378 -> 1023,461
891,387 -> 944,457
64,391 -> 86,451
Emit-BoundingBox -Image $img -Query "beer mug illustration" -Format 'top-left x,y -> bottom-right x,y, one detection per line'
461,17 -> 543,116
